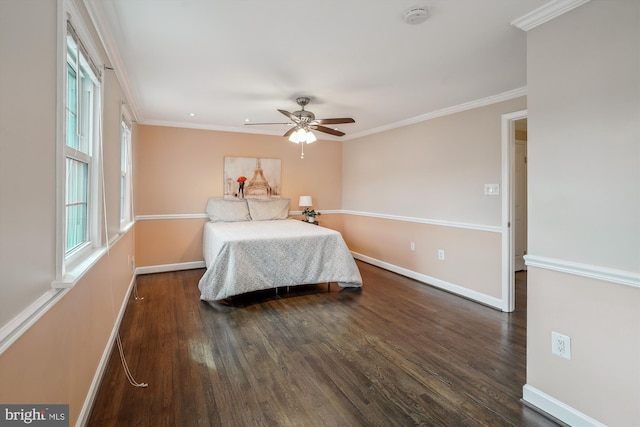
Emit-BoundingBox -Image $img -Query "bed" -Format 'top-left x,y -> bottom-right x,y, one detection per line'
198,197 -> 363,302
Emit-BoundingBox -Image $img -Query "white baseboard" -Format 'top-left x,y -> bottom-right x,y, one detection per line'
135,261 -> 206,275
76,275 -> 137,427
522,385 -> 606,427
351,252 -> 503,310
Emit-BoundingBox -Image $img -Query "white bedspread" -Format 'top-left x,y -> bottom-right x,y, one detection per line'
198,219 -> 363,301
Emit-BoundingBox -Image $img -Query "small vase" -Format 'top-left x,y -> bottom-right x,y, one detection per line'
307,217 -> 315,222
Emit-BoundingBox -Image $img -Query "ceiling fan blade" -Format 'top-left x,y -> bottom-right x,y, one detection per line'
283,127 -> 297,137
313,117 -> 355,125
310,125 -> 345,137
278,109 -> 300,123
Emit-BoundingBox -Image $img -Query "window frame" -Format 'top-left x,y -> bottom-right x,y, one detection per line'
120,106 -> 133,229
56,1 -> 105,283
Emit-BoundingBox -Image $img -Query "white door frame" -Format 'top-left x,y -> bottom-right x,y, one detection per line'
501,109 -> 527,312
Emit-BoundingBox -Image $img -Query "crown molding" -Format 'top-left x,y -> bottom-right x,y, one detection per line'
83,0 -> 142,122
344,87 -> 527,141
511,0 -> 592,31
144,87 -> 527,141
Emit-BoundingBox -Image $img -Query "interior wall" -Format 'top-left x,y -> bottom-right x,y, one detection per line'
0,230 -> 135,426
135,125 -> 344,267
343,216 -> 502,301
527,4 -> 639,272
525,1 -> 640,425
0,1 -> 138,425
342,97 -> 526,305
0,0 -> 58,330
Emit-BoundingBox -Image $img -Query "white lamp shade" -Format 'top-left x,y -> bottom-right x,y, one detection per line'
289,128 -> 307,144
288,129 -> 299,143
289,128 -> 317,144
299,196 -> 313,207
305,131 -> 317,143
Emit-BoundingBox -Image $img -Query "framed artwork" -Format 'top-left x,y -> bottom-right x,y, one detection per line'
224,156 -> 281,199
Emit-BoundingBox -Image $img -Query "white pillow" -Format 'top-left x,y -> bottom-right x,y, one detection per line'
246,198 -> 290,221
205,198 -> 251,222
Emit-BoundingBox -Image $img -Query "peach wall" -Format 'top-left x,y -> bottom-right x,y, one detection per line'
136,125 -> 343,214
340,98 -> 525,306
0,228 -> 135,426
342,215 -> 502,299
135,218 -> 207,267
135,125 -> 345,267
343,97 -> 527,225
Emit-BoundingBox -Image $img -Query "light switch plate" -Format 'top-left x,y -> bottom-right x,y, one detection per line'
484,184 -> 500,195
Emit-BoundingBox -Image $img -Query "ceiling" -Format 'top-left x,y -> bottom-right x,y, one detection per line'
86,0 -> 548,140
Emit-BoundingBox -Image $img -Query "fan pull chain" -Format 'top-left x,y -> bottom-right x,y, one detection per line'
301,142 -> 305,159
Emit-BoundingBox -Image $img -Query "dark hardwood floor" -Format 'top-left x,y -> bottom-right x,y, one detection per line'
89,262 -> 558,426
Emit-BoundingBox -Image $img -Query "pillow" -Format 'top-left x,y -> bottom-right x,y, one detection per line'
246,198 -> 290,221
205,198 -> 251,222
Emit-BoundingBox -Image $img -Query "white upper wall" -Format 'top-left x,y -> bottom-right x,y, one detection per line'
0,0 -> 129,333
0,0 -> 59,329
527,0 -> 640,272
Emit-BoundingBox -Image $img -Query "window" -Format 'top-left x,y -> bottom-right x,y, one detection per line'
120,114 -> 133,226
63,22 -> 101,264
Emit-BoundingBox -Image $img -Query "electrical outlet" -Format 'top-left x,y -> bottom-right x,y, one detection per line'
130,256 -> 135,274
438,249 -> 445,260
410,242 -> 415,251
551,331 -> 571,360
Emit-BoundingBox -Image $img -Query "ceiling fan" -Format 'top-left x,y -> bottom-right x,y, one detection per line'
246,97 -> 355,139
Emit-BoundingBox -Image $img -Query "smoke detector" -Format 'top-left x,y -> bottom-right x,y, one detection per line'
403,6 -> 429,25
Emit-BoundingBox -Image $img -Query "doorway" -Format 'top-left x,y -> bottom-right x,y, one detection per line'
514,119 -> 528,272
501,110 -> 528,312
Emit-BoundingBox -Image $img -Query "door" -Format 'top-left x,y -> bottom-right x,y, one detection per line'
501,110 -> 527,312
514,134 -> 528,271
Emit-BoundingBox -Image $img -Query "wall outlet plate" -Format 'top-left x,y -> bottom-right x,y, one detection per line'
551,331 -> 571,360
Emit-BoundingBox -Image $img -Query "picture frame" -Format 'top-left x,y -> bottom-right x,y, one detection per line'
223,156 -> 281,199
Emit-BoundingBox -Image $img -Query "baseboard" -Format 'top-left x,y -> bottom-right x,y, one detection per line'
351,252 -> 503,310
135,261 -> 206,275
76,275 -> 137,427
522,384 -> 606,427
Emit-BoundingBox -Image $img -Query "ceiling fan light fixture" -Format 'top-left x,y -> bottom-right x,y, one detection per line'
288,133 -> 300,144
305,130 -> 317,144
289,127 -> 306,144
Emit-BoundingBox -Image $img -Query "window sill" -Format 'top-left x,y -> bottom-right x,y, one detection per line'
52,247 -> 106,289
120,220 -> 135,234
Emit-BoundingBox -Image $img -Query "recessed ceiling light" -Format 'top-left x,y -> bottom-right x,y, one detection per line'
188,112 -> 196,117
245,118 -> 250,122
